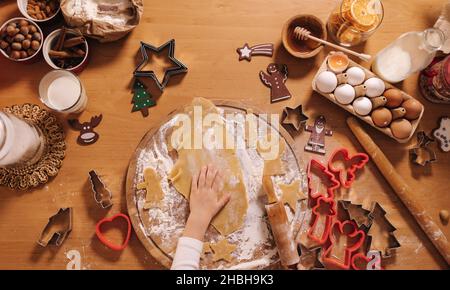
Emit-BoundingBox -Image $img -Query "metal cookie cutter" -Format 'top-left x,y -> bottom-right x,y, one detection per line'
328,148 -> 369,188
134,39 -> 188,91
409,131 -> 437,166
89,170 -> 113,209
37,208 -> 73,247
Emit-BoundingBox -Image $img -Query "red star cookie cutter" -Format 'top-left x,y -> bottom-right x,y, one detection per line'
95,213 -> 131,251
328,148 -> 369,189
307,196 -> 337,245
322,220 -> 366,270
307,158 -> 340,201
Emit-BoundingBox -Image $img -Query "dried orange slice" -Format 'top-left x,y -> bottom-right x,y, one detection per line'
337,25 -> 362,46
351,0 -> 377,28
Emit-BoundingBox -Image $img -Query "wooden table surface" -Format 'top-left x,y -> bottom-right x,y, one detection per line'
0,0 -> 449,270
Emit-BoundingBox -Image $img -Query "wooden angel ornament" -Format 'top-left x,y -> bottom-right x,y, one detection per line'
259,63 -> 292,103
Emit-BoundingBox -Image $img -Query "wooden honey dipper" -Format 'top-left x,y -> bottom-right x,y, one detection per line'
294,26 -> 371,62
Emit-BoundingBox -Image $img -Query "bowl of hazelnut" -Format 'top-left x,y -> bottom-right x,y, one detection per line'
0,17 -> 43,62
17,0 -> 61,23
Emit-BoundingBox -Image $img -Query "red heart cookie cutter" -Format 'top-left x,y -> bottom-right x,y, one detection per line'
95,213 -> 131,251
328,148 -> 369,189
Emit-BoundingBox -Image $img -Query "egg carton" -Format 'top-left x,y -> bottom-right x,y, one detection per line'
312,52 -> 424,143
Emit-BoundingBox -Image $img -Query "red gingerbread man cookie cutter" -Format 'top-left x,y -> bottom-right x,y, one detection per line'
322,220 -> 366,270
328,148 -> 369,189
95,213 -> 131,251
307,196 -> 337,245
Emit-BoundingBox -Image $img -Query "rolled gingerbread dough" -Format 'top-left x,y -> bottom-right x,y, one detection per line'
168,98 -> 249,236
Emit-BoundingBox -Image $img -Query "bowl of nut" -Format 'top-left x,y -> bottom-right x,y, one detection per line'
43,28 -> 89,73
17,0 -> 60,23
0,17 -> 43,62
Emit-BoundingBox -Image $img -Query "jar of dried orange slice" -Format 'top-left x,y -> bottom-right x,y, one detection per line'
327,0 -> 383,47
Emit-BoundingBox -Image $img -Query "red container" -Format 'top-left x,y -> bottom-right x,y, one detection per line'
419,55 -> 450,104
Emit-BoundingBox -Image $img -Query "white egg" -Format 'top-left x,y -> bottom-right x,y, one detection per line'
316,71 -> 338,93
364,77 -> 385,97
353,97 -> 373,115
346,67 -> 365,86
334,84 -> 355,105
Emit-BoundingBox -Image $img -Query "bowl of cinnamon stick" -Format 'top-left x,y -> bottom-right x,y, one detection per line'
43,27 -> 88,73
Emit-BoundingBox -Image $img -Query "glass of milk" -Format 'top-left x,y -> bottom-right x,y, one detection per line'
372,28 -> 445,83
38,70 -> 88,113
0,112 -> 46,168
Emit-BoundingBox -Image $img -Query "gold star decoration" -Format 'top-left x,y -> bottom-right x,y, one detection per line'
279,180 -> 306,212
210,239 -> 237,262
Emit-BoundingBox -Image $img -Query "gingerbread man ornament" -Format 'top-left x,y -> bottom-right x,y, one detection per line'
260,63 -> 292,103
304,115 -> 333,155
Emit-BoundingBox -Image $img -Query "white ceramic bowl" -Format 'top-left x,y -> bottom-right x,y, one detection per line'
0,17 -> 43,62
17,0 -> 61,23
43,28 -> 89,73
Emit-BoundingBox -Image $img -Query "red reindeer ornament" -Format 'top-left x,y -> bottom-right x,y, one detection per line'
68,115 -> 103,146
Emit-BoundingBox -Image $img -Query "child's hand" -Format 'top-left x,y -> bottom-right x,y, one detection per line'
183,164 -> 231,241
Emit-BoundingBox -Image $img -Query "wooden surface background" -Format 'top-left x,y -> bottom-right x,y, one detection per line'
0,0 -> 448,269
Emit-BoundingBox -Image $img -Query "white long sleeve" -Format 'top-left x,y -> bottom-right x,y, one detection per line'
170,237 -> 203,270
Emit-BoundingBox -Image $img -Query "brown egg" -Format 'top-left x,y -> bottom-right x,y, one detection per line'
402,99 -> 422,120
371,108 -> 392,127
390,119 -> 412,139
384,89 -> 403,108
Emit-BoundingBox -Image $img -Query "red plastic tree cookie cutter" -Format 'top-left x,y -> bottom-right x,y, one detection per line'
307,158 -> 340,201
322,220 -> 366,270
328,148 -> 369,189
95,213 -> 131,251
307,195 -> 337,245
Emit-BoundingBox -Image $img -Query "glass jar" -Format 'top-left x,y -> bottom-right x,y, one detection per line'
0,112 -> 46,168
419,55 -> 450,104
327,0 -> 384,47
372,28 -> 445,83
38,70 -> 88,114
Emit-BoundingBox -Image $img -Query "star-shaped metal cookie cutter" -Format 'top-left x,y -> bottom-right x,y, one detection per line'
281,104 -> 309,131
409,131 -> 437,166
134,39 -> 188,91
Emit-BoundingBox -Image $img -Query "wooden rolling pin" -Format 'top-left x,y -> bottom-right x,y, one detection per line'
347,117 -> 450,265
262,176 -> 300,267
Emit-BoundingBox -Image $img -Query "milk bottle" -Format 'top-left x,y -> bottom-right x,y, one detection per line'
372,28 -> 445,83
0,112 -> 45,167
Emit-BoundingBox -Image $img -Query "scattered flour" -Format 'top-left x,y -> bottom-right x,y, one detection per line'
131,107 -> 307,269
65,0 -> 134,26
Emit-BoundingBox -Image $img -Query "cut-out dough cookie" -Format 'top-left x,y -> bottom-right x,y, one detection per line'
168,98 -> 249,236
279,180 -> 305,212
210,239 -> 237,262
137,168 -> 164,209
257,136 -> 286,176
201,242 -> 212,260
